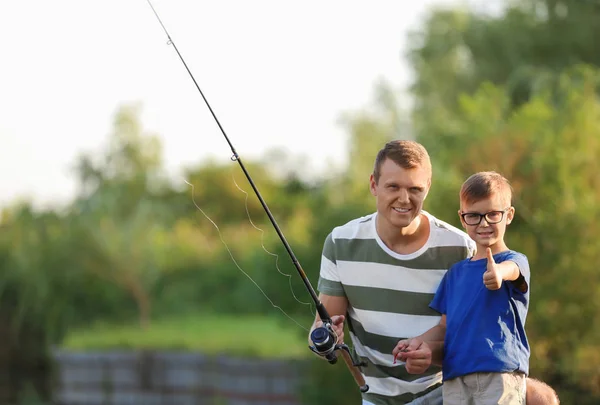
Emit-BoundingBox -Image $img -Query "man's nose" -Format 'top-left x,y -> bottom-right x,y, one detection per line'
396,189 -> 409,203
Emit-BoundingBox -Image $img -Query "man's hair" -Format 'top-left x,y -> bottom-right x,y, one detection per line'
373,140 -> 432,183
460,171 -> 513,206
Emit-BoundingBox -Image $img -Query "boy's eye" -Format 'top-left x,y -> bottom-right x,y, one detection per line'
487,212 -> 502,221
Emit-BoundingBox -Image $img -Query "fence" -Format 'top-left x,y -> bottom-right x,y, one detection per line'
52,350 -> 307,405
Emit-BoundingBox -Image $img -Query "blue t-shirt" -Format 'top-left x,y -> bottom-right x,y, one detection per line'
430,250 -> 530,381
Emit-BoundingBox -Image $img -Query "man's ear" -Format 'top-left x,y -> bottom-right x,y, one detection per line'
369,174 -> 377,197
423,177 -> 432,200
506,206 -> 515,225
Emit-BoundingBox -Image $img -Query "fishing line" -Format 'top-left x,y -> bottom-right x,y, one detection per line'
229,168 -> 315,313
144,0 -> 324,314
184,179 -> 309,331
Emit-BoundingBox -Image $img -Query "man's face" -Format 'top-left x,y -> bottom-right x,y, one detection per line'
369,158 -> 431,230
458,192 -> 514,248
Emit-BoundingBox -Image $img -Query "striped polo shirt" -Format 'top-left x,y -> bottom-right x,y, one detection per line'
317,211 -> 475,405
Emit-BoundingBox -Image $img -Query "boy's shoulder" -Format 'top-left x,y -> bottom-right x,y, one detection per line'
498,249 -> 529,263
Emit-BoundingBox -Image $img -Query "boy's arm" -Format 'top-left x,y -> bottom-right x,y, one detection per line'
418,314 -> 446,366
392,315 -> 446,371
484,248 -> 527,291
496,261 -> 520,281
395,264 -> 450,373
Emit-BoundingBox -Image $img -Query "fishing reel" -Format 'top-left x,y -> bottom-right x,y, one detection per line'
308,322 -> 366,367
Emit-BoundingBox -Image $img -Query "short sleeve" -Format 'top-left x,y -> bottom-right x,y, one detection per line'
317,232 -> 346,297
504,251 -> 530,294
429,270 -> 450,315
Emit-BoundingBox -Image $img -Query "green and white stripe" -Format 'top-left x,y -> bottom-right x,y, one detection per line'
317,211 -> 475,404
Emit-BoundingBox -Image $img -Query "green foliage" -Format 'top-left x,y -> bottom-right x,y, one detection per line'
409,0 -> 600,154
62,313 -> 309,359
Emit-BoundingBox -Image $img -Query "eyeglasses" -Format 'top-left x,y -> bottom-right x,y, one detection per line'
460,208 -> 510,226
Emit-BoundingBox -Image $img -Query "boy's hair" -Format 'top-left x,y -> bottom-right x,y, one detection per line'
460,171 -> 513,206
373,140 -> 432,183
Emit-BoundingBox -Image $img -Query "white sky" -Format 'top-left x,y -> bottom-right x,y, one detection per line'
0,0 -> 480,209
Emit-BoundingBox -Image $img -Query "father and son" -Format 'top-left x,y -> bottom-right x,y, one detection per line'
309,140 -> 560,404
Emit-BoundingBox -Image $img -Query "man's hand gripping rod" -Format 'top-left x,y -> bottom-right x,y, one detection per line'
145,0 -> 368,394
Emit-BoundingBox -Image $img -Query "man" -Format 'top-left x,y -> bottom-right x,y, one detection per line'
309,140 -> 559,404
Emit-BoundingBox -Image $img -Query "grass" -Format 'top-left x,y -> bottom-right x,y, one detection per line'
60,312 -> 311,359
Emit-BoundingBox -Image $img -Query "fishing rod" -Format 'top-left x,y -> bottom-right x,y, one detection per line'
145,0 -> 368,393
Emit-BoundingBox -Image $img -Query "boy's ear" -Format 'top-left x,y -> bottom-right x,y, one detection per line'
457,210 -> 467,229
506,206 -> 515,225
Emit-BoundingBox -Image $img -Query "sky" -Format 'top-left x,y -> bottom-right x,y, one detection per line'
0,0 -> 480,209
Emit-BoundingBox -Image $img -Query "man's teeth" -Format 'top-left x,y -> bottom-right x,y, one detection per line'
394,208 -> 410,212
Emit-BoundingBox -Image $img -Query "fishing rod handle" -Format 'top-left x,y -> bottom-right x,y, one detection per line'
309,324 -> 369,393
340,349 -> 369,393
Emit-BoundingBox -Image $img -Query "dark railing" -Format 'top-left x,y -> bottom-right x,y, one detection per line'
52,350 -> 306,405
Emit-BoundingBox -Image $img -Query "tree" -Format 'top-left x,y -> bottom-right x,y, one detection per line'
408,0 -> 600,153
0,204 -> 79,403
73,102 -> 165,219
70,103 -> 170,329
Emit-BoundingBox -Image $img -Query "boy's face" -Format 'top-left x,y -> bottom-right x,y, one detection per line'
459,192 -> 514,248
369,158 -> 431,230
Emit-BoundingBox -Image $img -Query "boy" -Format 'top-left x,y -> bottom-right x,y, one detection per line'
395,171 -> 530,404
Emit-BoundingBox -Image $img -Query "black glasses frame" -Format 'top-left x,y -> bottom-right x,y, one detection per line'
460,208 -> 511,226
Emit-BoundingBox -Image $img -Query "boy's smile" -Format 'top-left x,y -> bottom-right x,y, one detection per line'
459,193 -> 514,258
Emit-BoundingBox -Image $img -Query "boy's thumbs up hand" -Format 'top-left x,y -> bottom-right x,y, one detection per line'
483,248 -> 502,290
